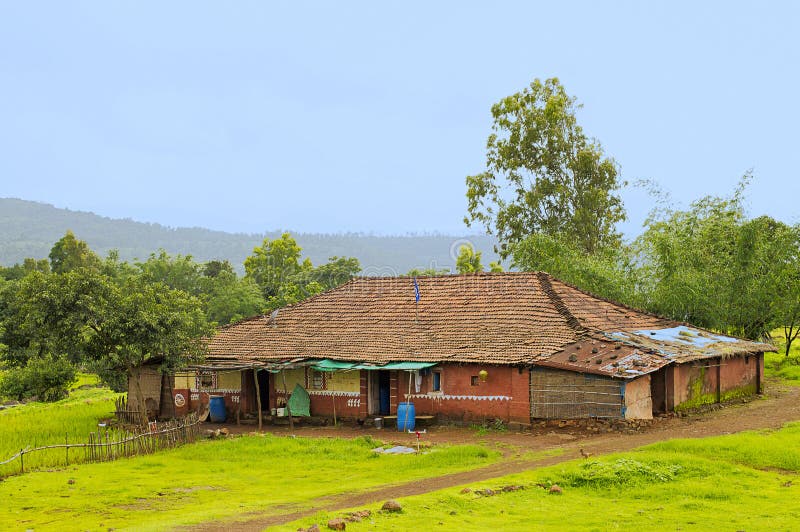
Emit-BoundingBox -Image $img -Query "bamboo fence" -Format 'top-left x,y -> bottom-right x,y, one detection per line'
0,413 -> 200,477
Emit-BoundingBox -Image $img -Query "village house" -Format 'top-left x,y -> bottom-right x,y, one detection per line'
129,272 -> 773,426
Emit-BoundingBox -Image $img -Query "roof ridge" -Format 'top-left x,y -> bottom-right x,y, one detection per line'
536,271 -> 588,336
544,274 -> 676,325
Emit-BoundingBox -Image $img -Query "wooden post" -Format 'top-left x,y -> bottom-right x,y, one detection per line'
756,353 -> 763,394
65,433 -> 69,466
716,359 -> 722,403
19,449 -> 24,474
253,368 -> 263,431
281,370 -> 294,430
332,394 -> 337,427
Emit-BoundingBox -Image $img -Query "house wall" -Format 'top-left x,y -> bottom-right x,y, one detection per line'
269,368 -> 363,418
673,354 -> 761,411
530,367 -> 625,419
398,364 -> 529,424
127,366 -> 163,420
170,369 -> 243,421
623,375 -> 652,420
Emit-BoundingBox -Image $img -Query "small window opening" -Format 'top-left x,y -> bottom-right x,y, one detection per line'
312,371 -> 325,390
471,375 -> 480,386
432,371 -> 441,392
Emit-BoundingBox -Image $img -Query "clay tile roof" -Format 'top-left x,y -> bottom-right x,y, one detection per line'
206,272 -> 773,369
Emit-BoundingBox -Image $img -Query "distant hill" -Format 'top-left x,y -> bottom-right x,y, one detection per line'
0,198 -> 500,274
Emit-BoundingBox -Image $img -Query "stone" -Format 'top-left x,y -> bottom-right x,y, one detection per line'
460,488 -> 472,494
327,518 -> 346,530
502,485 -> 523,492
67,479 -> 75,485
549,484 -> 563,495
476,488 -> 496,496
299,526 -> 320,532
345,510 -> 371,522
381,500 -> 403,512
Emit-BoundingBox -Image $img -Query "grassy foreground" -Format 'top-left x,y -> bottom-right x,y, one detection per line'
765,329 -> 800,384
0,434 -> 497,531
0,374 -> 122,476
283,422 -> 800,531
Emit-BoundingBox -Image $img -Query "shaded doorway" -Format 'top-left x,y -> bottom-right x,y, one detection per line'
257,369 -> 270,411
369,370 -> 391,415
650,366 -> 673,416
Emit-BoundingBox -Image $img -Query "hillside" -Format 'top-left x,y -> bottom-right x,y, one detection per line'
0,198 -> 500,273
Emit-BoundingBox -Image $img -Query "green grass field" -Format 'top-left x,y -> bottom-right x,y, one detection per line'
282,422 -> 800,531
0,374 -> 122,476
765,329 -> 800,384
0,434 -> 498,531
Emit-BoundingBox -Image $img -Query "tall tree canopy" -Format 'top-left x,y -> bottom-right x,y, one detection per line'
455,245 -> 484,274
466,78 -> 626,258
513,177 -> 800,344
245,233 -> 360,310
49,230 -> 102,273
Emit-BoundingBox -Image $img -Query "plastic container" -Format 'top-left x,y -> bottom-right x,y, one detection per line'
276,407 -> 286,417
397,402 -> 416,431
209,395 -> 226,423
374,417 -> 384,429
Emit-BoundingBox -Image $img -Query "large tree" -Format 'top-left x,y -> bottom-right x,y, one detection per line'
455,245 -> 484,274
245,234 -> 360,310
49,231 -> 101,273
466,78 -> 626,258
244,233 -> 307,300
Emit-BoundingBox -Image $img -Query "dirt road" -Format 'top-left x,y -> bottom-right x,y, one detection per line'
189,381 -> 800,531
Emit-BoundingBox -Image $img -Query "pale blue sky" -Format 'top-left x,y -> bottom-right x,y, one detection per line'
1,2 -> 797,238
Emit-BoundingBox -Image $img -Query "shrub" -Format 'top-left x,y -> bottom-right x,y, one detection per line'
0,357 -> 77,402
547,458 -> 684,488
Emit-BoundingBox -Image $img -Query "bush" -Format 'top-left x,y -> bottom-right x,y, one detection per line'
548,458 -> 684,488
0,357 -> 77,402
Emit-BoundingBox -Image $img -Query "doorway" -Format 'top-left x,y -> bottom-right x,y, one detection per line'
650,366 -> 673,416
369,370 -> 391,415
256,369 -> 270,411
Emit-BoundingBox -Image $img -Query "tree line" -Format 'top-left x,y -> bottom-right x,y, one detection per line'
0,232 -> 361,403
466,77 -> 800,354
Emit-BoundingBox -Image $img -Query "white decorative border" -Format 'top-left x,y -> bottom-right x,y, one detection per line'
189,388 -> 240,394
307,390 -> 360,397
405,393 -> 512,402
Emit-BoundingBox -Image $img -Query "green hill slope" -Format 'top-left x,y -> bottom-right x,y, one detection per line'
0,198 -> 499,273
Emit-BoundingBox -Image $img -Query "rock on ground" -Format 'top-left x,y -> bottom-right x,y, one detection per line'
381,499 -> 403,512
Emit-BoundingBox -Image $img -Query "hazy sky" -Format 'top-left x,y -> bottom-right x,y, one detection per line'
1,2 -> 798,238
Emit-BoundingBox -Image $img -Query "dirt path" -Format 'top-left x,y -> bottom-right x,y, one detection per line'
189,381 -> 800,531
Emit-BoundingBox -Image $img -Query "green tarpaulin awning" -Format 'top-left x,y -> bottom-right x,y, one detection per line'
311,359 -> 435,372
369,362 -> 436,370
312,359 -> 357,372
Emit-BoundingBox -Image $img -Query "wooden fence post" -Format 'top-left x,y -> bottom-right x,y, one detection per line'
65,434 -> 69,466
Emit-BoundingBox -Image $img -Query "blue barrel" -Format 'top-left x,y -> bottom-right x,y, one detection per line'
397,402 -> 416,431
209,395 -> 226,423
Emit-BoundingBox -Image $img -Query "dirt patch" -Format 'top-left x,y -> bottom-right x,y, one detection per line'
187,380 -> 800,531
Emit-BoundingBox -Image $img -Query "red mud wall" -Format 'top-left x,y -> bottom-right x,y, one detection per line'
719,354 -> 760,394
673,354 -> 761,409
396,364 -> 530,424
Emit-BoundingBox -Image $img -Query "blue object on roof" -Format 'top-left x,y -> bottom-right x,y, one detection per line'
611,325 -> 739,347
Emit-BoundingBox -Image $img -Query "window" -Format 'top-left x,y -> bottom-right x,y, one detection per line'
312,371 -> 325,390
471,375 -> 480,386
432,371 -> 441,392
195,372 -> 216,390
